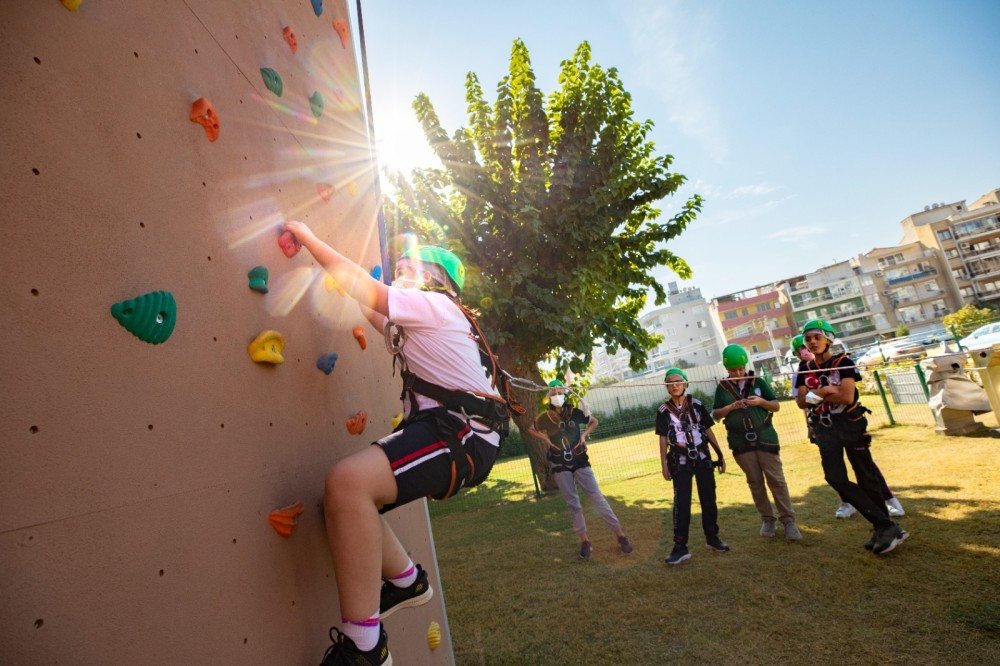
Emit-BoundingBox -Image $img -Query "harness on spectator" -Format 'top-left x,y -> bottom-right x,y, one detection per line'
663,397 -> 703,460
385,294 -> 524,500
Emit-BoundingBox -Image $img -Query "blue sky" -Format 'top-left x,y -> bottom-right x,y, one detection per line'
360,0 -> 1000,304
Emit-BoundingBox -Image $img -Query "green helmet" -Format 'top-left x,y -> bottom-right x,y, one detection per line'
664,367 -> 688,382
547,379 -> 565,388
722,344 -> 748,369
802,318 -> 835,339
400,245 -> 466,293
791,334 -> 806,354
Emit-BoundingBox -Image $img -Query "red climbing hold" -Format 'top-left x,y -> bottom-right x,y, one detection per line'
268,501 -> 304,538
278,230 -> 301,258
332,19 -> 349,49
190,98 -> 220,142
317,182 -> 334,203
282,26 -> 297,54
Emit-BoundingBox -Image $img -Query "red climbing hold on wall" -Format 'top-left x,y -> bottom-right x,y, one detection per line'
278,230 -> 301,257
268,501 -> 304,538
189,98 -> 220,142
317,182 -> 334,203
282,26 -> 297,54
332,19 -> 349,49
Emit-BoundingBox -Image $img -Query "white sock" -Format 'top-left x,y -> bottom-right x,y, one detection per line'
386,560 -> 417,588
341,613 -> 380,652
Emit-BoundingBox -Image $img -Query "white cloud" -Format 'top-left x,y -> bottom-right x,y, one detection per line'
732,183 -> 780,197
621,1 -> 728,163
769,225 -> 826,243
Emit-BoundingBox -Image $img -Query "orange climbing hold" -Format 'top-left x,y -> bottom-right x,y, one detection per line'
268,501 -> 304,538
317,182 -> 335,203
189,98 -> 220,142
332,19 -> 349,49
353,326 -> 367,350
346,411 -> 367,435
282,26 -> 298,54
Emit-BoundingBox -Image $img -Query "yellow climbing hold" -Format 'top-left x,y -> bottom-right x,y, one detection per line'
347,181 -> 358,196
61,0 -> 83,10
391,413 -> 403,429
427,621 -> 441,650
247,330 -> 286,364
324,274 -> 347,296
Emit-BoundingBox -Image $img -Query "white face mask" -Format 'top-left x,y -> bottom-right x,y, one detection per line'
549,394 -> 566,408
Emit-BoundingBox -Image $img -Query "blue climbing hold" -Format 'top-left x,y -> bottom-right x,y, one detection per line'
311,0 -> 323,16
370,265 -> 382,281
316,352 -> 339,375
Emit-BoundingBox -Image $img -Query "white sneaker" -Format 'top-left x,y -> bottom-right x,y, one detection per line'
835,503 -> 856,519
886,497 -> 905,517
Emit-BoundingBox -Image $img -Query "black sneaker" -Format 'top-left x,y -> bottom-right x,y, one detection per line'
617,535 -> 634,554
380,565 -> 433,619
320,626 -> 391,666
665,544 -> 691,565
705,536 -> 730,552
579,540 -> 593,559
864,530 -> 878,551
872,523 -> 909,555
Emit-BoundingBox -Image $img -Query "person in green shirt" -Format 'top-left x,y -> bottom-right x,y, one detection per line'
712,344 -> 801,540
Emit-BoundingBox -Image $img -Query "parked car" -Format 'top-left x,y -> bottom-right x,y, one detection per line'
854,336 -> 944,367
959,322 -> 1000,350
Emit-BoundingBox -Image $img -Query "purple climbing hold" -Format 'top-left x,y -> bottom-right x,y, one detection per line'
316,352 -> 338,375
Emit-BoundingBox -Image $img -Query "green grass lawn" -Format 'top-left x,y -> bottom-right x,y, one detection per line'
430,422 -> 1000,665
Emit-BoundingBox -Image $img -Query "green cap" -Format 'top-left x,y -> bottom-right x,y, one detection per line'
802,318 -> 835,340
664,367 -> 688,382
547,379 -> 565,388
400,245 -> 466,292
791,334 -> 806,354
722,344 -> 749,369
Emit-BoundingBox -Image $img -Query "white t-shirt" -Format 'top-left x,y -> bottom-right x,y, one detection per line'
385,288 -> 501,446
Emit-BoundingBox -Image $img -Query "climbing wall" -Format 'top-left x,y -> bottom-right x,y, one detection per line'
0,1 -> 453,663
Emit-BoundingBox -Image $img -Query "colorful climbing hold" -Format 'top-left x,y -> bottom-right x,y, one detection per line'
260,67 -> 283,97
61,0 -> 83,11
332,18 -> 349,49
110,290 -> 176,345
370,265 -> 382,281
268,501 -> 304,538
310,0 -> 323,17
427,621 -> 441,650
391,413 -> 404,429
189,97 -> 220,142
248,266 -> 269,293
247,330 -> 285,364
316,352 -> 339,375
278,230 -> 301,258
352,326 -> 367,350
346,410 -> 367,435
316,182 -> 334,203
346,181 -> 359,197
309,91 -> 324,118
282,26 -> 297,54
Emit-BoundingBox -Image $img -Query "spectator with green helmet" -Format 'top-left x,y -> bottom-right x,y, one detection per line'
283,222 -> 516,665
527,380 -> 634,559
791,333 -> 905,521
712,344 -> 802,540
795,319 -> 909,555
657,368 -> 730,565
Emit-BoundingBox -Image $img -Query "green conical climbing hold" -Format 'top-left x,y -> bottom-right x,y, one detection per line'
309,91 -> 324,118
110,290 -> 177,345
260,68 -> 283,97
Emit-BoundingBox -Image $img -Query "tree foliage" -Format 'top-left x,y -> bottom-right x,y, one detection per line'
943,303 -> 998,338
384,40 -> 701,487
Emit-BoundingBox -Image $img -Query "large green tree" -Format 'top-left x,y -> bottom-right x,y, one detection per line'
943,303 -> 998,339
385,40 -> 701,488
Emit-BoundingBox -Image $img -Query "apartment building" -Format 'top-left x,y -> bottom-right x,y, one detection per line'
856,241 -> 959,336
591,283 -> 720,381
712,284 -> 794,371
900,188 -> 1000,307
781,261 -> 880,349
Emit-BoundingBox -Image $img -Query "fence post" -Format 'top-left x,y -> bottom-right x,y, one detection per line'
873,370 -> 896,426
529,459 -> 541,499
913,361 -> 930,399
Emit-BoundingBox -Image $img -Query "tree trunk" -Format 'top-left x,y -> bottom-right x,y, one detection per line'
507,360 -> 558,492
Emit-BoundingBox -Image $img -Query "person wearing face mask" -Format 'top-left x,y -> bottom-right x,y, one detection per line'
656,368 -> 729,565
527,380 -> 633,559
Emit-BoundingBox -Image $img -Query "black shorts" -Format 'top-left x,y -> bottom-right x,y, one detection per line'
375,408 -> 498,513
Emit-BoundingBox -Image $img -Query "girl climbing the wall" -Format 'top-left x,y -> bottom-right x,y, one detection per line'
283,221 -> 519,666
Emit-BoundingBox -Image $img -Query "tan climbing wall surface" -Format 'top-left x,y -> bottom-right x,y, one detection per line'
0,1 -> 453,664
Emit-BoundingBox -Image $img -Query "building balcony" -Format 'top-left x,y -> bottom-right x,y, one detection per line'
954,219 -> 1000,242
886,267 -> 938,285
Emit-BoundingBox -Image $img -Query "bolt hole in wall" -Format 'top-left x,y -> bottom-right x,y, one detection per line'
32,168 -> 40,175
34,57 -> 41,64
30,426 -> 39,434
34,620 -> 43,629
31,288 -> 39,295
158,570 -> 164,577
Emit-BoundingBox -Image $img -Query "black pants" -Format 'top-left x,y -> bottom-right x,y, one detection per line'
671,464 -> 719,545
815,416 -> 891,530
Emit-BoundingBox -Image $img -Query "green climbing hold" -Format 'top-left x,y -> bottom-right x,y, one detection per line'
248,266 -> 269,293
260,68 -> 283,97
110,290 -> 177,345
309,91 -> 324,118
